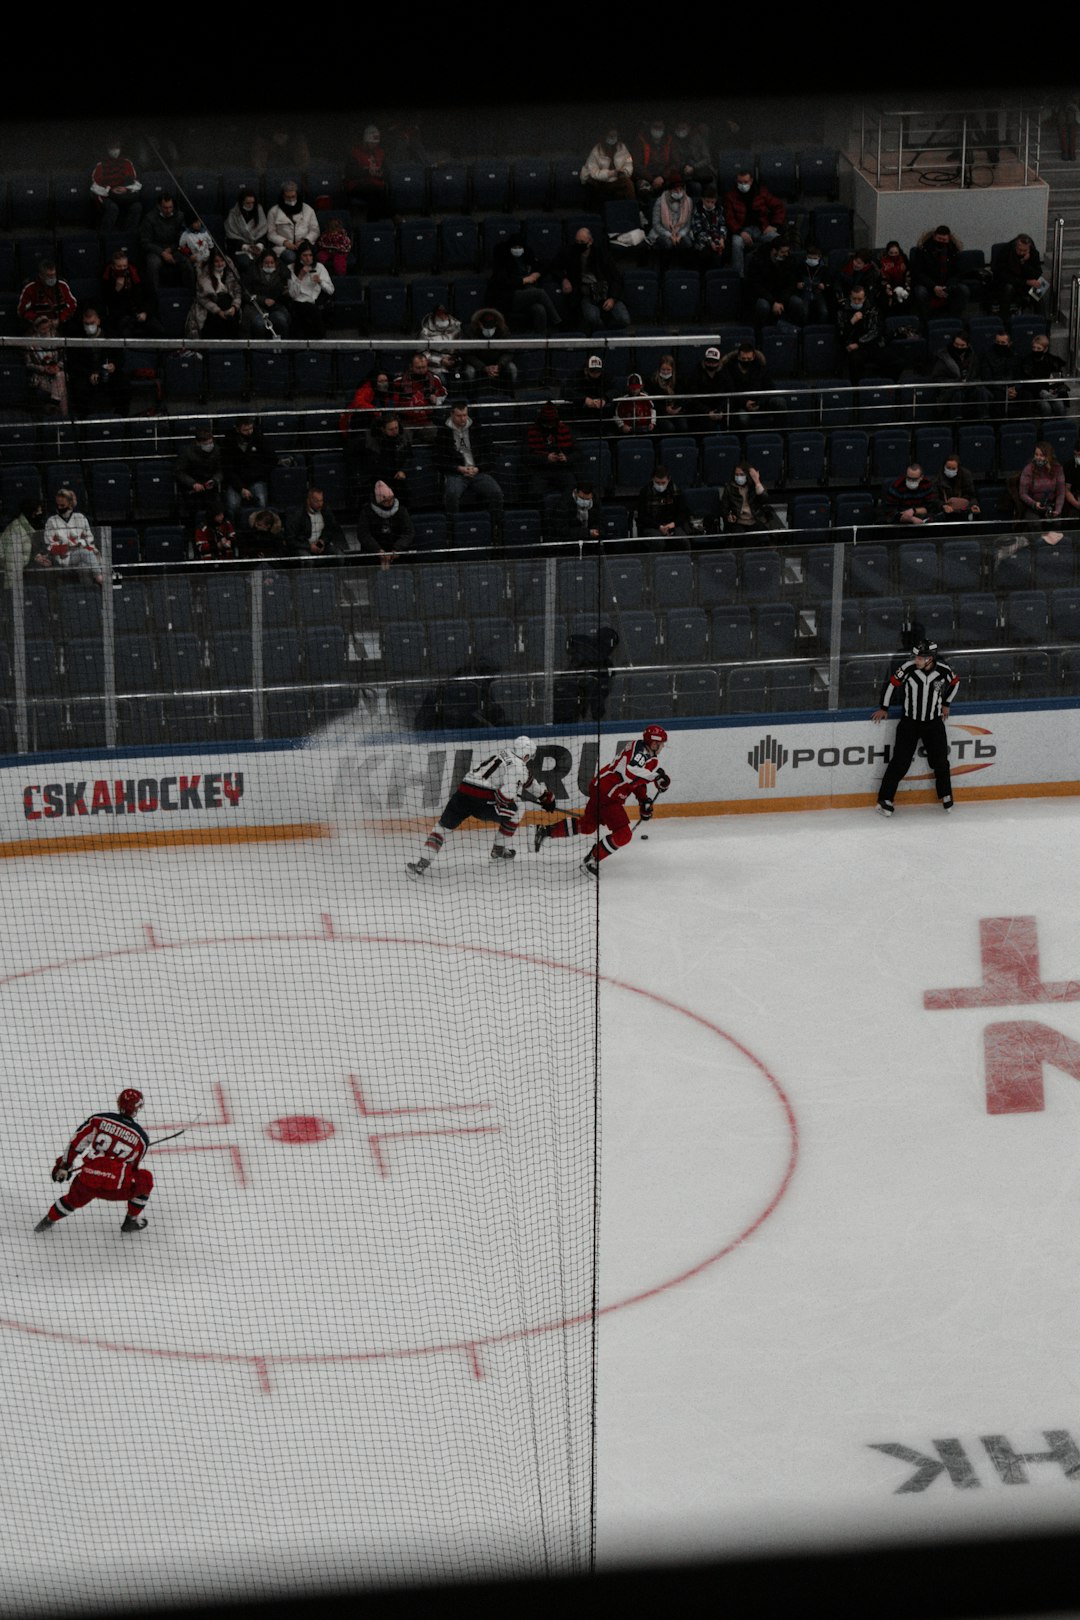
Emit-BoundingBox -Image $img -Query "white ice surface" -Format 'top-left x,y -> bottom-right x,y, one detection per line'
2,796 -> 1080,1612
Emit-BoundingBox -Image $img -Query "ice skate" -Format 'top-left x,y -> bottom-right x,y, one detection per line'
490,844 -> 515,860
581,853 -> 599,878
120,1215 -> 148,1233
876,800 -> 894,818
406,858 -> 430,879
34,1215 -> 56,1233
942,795 -> 954,811
533,823 -> 550,852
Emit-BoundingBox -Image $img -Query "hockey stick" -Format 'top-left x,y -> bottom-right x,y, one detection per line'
148,1130 -> 187,1148
638,785 -> 663,841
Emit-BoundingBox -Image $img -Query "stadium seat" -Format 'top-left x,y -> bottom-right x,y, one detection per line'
512,159 -> 551,211
704,269 -> 741,321
398,218 -> 438,273
617,670 -> 672,722
725,666 -> 769,713
863,598 -> 905,653
768,664 -> 820,712
1005,590 -> 1048,643
912,596 -> 956,645
992,547 -> 1033,591
661,271 -> 700,323
426,618 -> 472,676
914,428 -> 953,476
828,429 -> 869,484
744,432 -> 784,487
760,325 -> 799,376
672,668 -> 720,717
739,548 -> 783,601
1035,538 -> 1076,590
702,434 -> 740,487
366,278 -> 409,333
203,579 -> 248,638
788,493 -> 832,531
430,164 -> 469,213
802,544 -> 836,599
387,165 -> 429,214
470,161 -> 511,212
696,552 -> 738,607
755,602 -> 797,658
847,544 -> 891,595
471,617 -> 518,669
149,577 -> 195,634
998,422 -> 1038,475
649,556 -> 694,610
663,608 -> 710,663
356,223 -> 397,274
114,634 -> 159,694
710,605 -> 753,661
955,593 -> 1000,645
941,538 -> 984,591
801,325 -> 838,376
796,147 -> 839,198
872,429 -> 911,481
966,652 -> 1015,702
786,431 -> 826,486
439,218 -> 480,270
141,526 -> 187,565
898,542 -> 940,595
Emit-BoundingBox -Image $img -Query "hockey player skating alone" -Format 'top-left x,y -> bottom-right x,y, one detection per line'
35,1088 -> 153,1234
535,724 -> 670,876
872,640 -> 959,816
407,735 -> 556,877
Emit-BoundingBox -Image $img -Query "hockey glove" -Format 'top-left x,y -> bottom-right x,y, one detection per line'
639,799 -> 654,820
654,768 -> 671,793
539,788 -> 556,811
51,1159 -> 71,1183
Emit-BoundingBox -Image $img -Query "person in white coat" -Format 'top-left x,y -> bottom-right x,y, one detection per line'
266,182 -> 320,266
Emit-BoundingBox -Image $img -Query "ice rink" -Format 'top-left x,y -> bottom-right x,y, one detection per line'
2,786 -> 1080,1613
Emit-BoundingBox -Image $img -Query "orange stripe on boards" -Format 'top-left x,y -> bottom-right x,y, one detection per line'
0,823 -> 331,860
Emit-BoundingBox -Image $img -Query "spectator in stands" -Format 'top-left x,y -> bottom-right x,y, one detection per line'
316,217 -> 353,278
1018,443 -> 1066,523
467,308 -> 518,391
794,242 -> 832,325
391,352 -> 447,443
418,303 -> 463,379
0,498 -> 45,588
717,342 -> 774,430
527,401 -> 578,498
340,368 -> 393,443
42,487 -> 104,583
286,488 -> 348,557
613,373 -> 656,436
633,118 -> 673,204
637,464 -> 691,548
193,508 -> 237,562
1062,448 -> 1080,518
567,354 -> 612,433
670,116 -> 715,193
18,260 -> 77,330
834,246 -> 882,309
910,225 -> 968,319
555,227 -> 630,332
880,463 -> 939,526
139,193 -> 189,295
224,189 -> 269,268
689,345 -> 730,434
24,316 -> 68,416
179,215 -> 214,273
267,183 -> 320,267
931,453 -> 980,521
241,506 -> 285,561
723,168 -> 786,276
486,233 -> 561,335
878,241 -> 912,315
1019,333 -> 1069,417
649,174 -> 695,256
983,329 -> 1021,417
719,464 -> 779,538
747,236 -> 805,329
993,233 -> 1049,318
186,249 -> 242,342
175,426 -> 224,530
550,481 -> 607,545
649,353 -> 685,432
241,249 -> 292,338
345,125 -> 389,220
689,184 -> 730,268
90,136 -> 142,232
68,306 -> 131,418
287,245 -> 334,340
102,248 -> 161,337
837,282 -> 884,382
362,414 -> 415,507
930,331 -> 990,421
356,479 -> 415,567
222,418 -> 275,521
580,127 -> 636,204
436,400 -> 505,538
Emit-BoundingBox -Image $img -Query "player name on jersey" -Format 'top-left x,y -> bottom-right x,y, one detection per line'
23,772 -> 245,820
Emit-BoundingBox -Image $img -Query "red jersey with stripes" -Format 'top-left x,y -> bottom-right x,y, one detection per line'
62,1112 -> 150,1174
593,740 -> 666,806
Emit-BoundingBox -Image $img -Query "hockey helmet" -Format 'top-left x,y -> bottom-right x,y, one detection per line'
912,640 -> 938,658
117,1088 -> 144,1116
511,734 -> 534,762
643,724 -> 668,748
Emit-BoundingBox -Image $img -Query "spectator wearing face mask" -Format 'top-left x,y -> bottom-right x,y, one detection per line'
356,479 -> 415,567
554,228 -> 630,332
241,249 -> 292,338
993,233 -> 1049,319
418,304 -> 463,380
931,456 -> 980,521
361,414 -> 415,508
633,119 -> 674,204
746,237 -> 806,328
18,260 -> 77,330
485,235 -> 561,335
68,305 -> 131,418
880,463 -> 940,527
723,169 -> 786,276
930,332 -> 991,421
637,464 -> 691,550
527,402 -> 579,498
467,308 -> 518,391
266,184 -> 320,267
613,373 -> 656,436
175,427 -> 224,530
225,189 -> 269,267
794,242 -> 832,325
648,174 -> 695,255
719,464 -> 779,539
669,116 -> 715,194
649,354 -> 684,432
90,137 -> 142,232
689,346 -> 729,435
42,487 -> 104,584
25,316 -> 68,416
689,185 -> 730,268
567,355 -> 612,431
878,241 -> 911,314
550,481 -> 607,545
340,368 -> 393,444
910,225 -> 968,320
717,344 -> 775,431
1019,335 -> 1070,417
836,284 -> 883,382
287,246 -> 334,340
835,248 -> 883,309
580,128 -> 636,204
983,330 -> 1021,418
1018,443 -> 1066,524
316,217 -> 353,278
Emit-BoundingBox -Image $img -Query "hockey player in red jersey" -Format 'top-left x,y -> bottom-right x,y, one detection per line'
534,724 -> 671,876
406,735 -> 556,877
35,1088 -> 154,1234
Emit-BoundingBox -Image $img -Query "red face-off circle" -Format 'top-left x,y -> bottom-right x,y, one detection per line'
266,1114 -> 335,1144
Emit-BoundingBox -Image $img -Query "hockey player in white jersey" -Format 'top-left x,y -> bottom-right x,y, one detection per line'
406,736 -> 556,877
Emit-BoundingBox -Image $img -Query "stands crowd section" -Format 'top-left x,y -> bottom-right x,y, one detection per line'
0,108 -> 1076,755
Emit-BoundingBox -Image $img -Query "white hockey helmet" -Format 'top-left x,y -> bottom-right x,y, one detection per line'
511,734 -> 534,762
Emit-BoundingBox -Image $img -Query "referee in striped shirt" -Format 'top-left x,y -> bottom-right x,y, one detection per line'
872,639 -> 959,816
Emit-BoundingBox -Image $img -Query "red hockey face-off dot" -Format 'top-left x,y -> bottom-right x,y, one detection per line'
266,1114 -> 336,1144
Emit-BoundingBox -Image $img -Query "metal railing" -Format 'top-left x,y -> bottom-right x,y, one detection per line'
858,106 -> 1042,190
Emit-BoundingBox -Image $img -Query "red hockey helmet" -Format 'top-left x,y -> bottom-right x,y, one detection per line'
117,1088 -> 144,1117
643,724 -> 668,748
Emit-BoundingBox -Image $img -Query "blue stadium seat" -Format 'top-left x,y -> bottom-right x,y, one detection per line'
810,207 -> 853,252
623,269 -> 659,323
661,271 -> 700,323
710,605 -> 753,661
704,269 -> 741,321
260,572 -> 295,629
614,439 -> 655,493
768,665 -> 821,712
374,570 -> 418,621
379,621 -> 426,679
702,434 -> 740,487
58,586 -> 101,640
715,150 -> 757,189
955,593 -> 1000,644
650,556 -> 694,610
998,422 -> 1038,475
387,165 -> 428,214
523,216 -> 564,265
801,325 -> 838,376
430,164 -> 469,213
744,432 -> 784,487
1,462 -> 42,514
149,576 -> 196,634
789,493 -> 832,531
615,610 -> 660,664
440,218 -> 480,270
164,354 -> 203,400
898,542 -> 940,594
599,556 -> 644,611
114,634 -> 159,694
617,671 -> 672,722
426,618 -> 471,675
470,617 -> 517,669
863,598 -> 905,653
1041,419 -> 1079,465
912,596 -> 956,646
914,428 -> 953,476
470,161 -> 511,212
673,668 -> 720,717
787,432 -> 827,486
1005,591 -> 1048,643
366,278 -> 409,333
725,666 -> 769,713
398,218 -> 438,272
696,552 -> 738,607
141,526 -> 187,565
803,544 -> 836,598
873,429 -> 912,482
993,547 -> 1033,591
1035,538 -> 1076,590
941,538 -> 984,591
157,632 -> 205,692
739,548 -> 783,600
304,624 -> 347,683
658,435 -> 698,488
206,350 -> 248,399
828,429 -> 869,484
757,148 -> 798,199
761,325 -> 799,376
966,653 -> 1015,701
664,608 -> 710,663
755,602 -> 797,658
956,425 -> 996,478
1052,588 -> 1080,640
356,223 -> 397,274
411,514 -> 450,552
10,173 -> 51,228
452,513 -> 492,550
413,564 -> 459,620
796,148 -> 839,198
512,159 -> 551,211
847,544 -> 891,595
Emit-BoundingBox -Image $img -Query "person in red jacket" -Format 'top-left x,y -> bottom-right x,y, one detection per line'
17,260 -> 77,330
723,168 -> 786,276
36,1089 -> 154,1235
534,725 -> 671,877
526,401 -> 578,498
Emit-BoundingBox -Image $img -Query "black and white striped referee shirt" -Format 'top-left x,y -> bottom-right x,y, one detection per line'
879,657 -> 960,721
